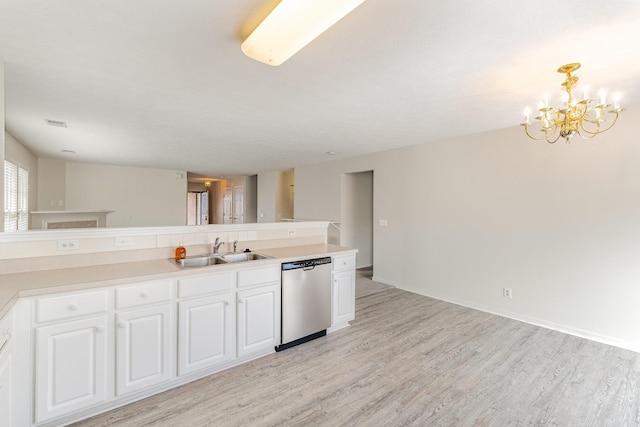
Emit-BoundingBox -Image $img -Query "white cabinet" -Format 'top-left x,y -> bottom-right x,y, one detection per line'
13,250 -> 352,425
34,316 -> 108,423
332,254 -> 356,329
237,265 -> 281,357
178,293 -> 234,376
177,272 -> 235,376
0,348 -> 11,427
237,283 -> 280,356
115,302 -> 171,396
0,313 -> 13,427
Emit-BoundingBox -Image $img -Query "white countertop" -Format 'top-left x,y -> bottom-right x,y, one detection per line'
0,244 -> 356,320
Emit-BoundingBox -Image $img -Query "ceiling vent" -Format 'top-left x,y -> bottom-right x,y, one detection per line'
45,119 -> 67,128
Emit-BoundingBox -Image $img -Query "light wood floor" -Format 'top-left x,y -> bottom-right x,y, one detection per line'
73,288 -> 640,427
355,266 -> 393,298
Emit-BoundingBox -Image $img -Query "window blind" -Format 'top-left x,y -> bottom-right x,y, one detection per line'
4,160 -> 29,231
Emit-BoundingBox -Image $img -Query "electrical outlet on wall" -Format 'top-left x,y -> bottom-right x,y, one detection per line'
115,237 -> 133,247
57,240 -> 79,251
503,287 -> 512,299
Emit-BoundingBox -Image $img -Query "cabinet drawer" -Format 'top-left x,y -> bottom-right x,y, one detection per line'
178,271 -> 234,299
115,280 -> 172,310
36,290 -> 108,323
237,265 -> 280,288
333,254 -> 356,271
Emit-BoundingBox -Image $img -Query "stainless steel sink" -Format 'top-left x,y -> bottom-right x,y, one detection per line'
221,252 -> 272,263
170,252 -> 271,268
172,254 -> 227,268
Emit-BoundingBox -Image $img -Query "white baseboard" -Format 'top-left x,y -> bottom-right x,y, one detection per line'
371,276 -> 394,286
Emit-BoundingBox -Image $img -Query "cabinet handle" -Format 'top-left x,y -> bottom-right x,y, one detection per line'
68,304 -> 78,311
118,322 -> 125,328
238,299 -> 243,304
95,326 -> 104,333
140,291 -> 150,298
225,301 -> 230,306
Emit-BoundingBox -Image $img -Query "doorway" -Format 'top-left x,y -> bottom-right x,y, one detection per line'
340,170 -> 373,269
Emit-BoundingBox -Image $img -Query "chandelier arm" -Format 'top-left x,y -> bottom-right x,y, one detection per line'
579,111 -> 620,136
522,122 -> 561,144
521,123 -> 547,141
575,129 -> 598,139
545,131 -> 561,144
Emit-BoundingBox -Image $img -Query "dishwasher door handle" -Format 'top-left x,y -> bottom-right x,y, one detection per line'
302,266 -> 316,271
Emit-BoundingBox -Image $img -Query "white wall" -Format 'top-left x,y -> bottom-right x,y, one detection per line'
37,158 -> 66,210
245,175 -> 257,223
295,104 -> 640,351
257,170 -> 277,222
64,162 -> 187,227
276,169 -> 294,221
341,171 -> 373,268
258,170 -> 294,222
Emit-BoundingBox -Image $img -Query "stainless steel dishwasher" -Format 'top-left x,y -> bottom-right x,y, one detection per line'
276,257 -> 332,351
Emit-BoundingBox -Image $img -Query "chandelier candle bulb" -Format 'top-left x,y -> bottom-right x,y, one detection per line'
523,107 -> 531,123
583,86 -> 589,101
599,89 -> 606,105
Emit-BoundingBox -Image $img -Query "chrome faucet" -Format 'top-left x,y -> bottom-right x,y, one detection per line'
233,240 -> 238,253
212,237 -> 225,254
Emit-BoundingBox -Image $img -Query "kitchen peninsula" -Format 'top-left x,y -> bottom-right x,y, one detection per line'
0,222 -> 356,427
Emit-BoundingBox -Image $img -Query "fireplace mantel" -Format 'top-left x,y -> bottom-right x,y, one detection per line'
30,210 -> 114,229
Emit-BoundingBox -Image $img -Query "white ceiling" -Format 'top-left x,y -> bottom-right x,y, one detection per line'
1,0 -> 640,178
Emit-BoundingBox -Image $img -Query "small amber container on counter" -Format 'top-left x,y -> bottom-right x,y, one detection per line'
175,245 -> 186,260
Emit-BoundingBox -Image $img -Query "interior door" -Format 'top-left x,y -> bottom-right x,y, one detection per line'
233,186 -> 244,224
223,188 -> 233,224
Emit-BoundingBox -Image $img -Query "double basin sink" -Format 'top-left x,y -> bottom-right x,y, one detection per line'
172,252 -> 272,269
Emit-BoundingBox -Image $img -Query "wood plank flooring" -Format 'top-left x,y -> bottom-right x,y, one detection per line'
73,288 -> 640,427
355,266 -> 393,298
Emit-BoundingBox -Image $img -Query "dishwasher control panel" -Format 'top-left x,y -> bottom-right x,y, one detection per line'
281,257 -> 332,270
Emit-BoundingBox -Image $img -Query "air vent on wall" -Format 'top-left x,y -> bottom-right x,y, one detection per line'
45,119 -> 67,128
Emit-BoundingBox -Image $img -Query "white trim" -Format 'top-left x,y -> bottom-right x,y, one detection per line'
0,221 -> 330,243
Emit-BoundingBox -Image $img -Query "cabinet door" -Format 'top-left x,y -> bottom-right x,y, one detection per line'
34,316 -> 107,423
332,270 -> 355,326
178,293 -> 234,376
237,284 -> 280,357
0,350 -> 12,427
116,304 -> 171,396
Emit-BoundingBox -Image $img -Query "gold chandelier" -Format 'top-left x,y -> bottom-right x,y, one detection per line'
521,63 -> 622,144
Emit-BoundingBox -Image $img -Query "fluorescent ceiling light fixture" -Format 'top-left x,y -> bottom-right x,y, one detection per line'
241,0 -> 367,66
